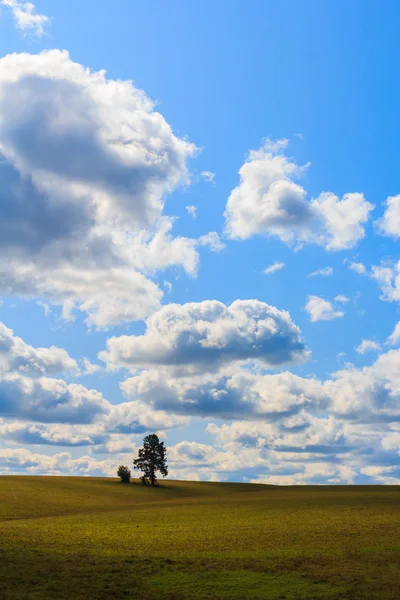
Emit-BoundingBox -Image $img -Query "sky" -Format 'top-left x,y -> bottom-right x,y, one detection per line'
0,0 -> 400,484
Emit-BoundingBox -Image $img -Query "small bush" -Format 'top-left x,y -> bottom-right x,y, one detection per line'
117,465 -> 131,483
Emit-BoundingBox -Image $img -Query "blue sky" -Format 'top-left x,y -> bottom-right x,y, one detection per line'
0,0 -> 400,484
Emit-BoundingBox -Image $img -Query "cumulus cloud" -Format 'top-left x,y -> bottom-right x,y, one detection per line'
355,339 -> 381,355
121,367 -> 325,421
375,194 -> 400,238
224,139 -> 373,250
0,319 -> 186,436
0,420 -> 106,447
100,299 -> 308,374
264,262 -> 285,275
305,295 -> 344,322
326,349 -> 400,420
0,50 -> 200,327
0,374 -> 108,424
0,372 -> 188,442
4,346 -> 400,482
308,267 -> 333,277
0,321 -> 77,376
1,0 -> 49,35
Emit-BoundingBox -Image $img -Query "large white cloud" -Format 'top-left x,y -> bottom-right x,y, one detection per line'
224,139 -> 373,250
100,299 -> 308,373
0,50 -> 208,327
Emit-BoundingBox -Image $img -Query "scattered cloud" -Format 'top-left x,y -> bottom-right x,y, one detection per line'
0,0 -> 49,36
80,358 -> 102,376
201,171 -> 215,184
356,339 -> 381,355
197,232 -> 225,252
224,139 -> 373,250
186,205 -> 198,218
370,261 -> 400,303
163,280 -> 173,294
264,261 -> 285,275
305,295 -> 344,322
308,266 -> 333,277
334,295 -> 350,304
348,261 -> 367,275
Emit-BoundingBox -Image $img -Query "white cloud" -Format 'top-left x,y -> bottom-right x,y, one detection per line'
355,339 -> 381,355
100,299 -> 308,374
348,261 -> 367,275
264,262 -> 285,275
0,447 -> 120,476
0,321 -> 77,376
305,295 -> 344,322
1,0 -> 49,35
308,266 -> 333,277
335,295 -> 350,303
0,420 -> 107,447
80,358 -> 102,376
197,232 -> 225,252
163,280 -> 173,293
387,322 -> 400,346
0,50 -> 199,328
0,374 -> 108,424
201,171 -> 215,184
375,195 -> 400,238
3,345 -> 400,482
224,139 -> 373,250
185,205 -> 198,218
121,367 -> 325,421
370,261 -> 400,303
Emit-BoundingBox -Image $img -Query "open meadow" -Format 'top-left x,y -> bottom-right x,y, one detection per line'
0,477 -> 400,599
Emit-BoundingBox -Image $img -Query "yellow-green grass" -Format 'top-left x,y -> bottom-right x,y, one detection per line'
1,477 -> 400,599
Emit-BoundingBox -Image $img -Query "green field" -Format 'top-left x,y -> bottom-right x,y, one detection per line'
1,477 -> 400,599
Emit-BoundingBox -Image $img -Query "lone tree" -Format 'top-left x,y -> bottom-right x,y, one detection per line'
117,465 -> 131,483
133,434 -> 168,486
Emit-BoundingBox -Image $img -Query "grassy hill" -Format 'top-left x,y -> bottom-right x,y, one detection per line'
1,477 -> 400,599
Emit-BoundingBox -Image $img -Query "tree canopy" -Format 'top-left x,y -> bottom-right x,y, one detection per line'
133,434 -> 168,486
117,465 -> 131,483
